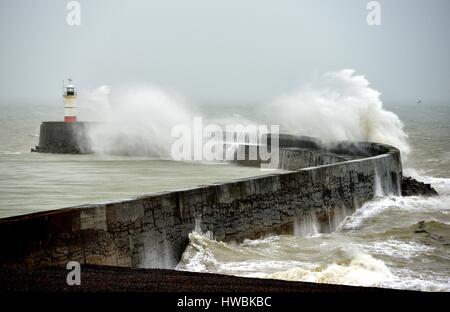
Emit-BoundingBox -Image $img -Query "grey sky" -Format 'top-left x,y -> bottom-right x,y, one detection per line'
0,0 -> 449,104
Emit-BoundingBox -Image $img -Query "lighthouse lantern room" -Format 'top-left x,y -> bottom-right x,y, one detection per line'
63,78 -> 77,123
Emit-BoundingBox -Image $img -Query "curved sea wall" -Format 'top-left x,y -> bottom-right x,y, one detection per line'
2,128 -> 402,269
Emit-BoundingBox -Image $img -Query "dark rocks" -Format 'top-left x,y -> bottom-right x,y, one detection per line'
414,221 -> 432,234
402,177 -> 438,196
413,220 -> 450,247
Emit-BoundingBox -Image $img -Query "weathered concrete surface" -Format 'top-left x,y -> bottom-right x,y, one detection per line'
32,122 -> 92,154
1,136 -> 402,270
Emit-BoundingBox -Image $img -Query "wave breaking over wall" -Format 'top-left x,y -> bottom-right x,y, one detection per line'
80,86 -> 192,157
69,69 -> 409,159
266,69 -> 410,155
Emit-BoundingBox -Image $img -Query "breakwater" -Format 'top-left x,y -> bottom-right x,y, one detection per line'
0,124 -> 402,269
32,122 -> 92,153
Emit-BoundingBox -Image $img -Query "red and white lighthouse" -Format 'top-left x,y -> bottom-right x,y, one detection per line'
63,79 -> 77,123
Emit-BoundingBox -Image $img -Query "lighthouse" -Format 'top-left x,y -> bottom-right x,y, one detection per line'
63,79 -> 77,123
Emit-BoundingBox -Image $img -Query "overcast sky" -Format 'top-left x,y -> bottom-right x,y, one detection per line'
0,0 -> 449,104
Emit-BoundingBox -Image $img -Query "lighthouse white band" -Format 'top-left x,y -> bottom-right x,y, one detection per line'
64,107 -> 77,117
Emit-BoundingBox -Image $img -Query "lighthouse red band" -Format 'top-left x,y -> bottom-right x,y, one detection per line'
63,79 -> 77,123
64,116 -> 77,122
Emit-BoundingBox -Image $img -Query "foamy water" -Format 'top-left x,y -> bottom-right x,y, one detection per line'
177,180 -> 450,291
79,85 -> 192,156
266,69 -> 410,155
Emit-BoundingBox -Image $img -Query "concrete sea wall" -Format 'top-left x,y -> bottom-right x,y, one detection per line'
1,126 -> 402,269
